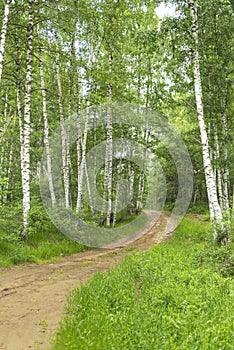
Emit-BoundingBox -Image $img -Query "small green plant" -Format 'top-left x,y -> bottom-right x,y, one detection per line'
187,202 -> 209,214
39,319 -> 48,333
213,213 -> 232,247
195,244 -> 234,278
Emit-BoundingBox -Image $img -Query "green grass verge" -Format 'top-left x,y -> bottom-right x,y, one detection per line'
52,217 -> 234,350
0,229 -> 87,267
0,202 -> 87,267
0,204 -> 148,267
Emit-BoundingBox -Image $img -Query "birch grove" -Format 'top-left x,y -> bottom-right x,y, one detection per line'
0,0 -> 233,243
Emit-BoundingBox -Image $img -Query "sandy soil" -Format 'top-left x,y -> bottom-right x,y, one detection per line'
0,211 -> 174,350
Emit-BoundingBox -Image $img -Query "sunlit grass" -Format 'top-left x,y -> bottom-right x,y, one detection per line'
52,216 -> 234,350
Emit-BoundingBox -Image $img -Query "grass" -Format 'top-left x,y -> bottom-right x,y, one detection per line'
0,203 -> 148,267
71,210 -> 149,247
52,216 -> 234,350
0,203 -> 87,267
0,230 -> 87,267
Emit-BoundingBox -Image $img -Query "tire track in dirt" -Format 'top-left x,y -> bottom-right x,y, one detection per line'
0,211 -> 174,350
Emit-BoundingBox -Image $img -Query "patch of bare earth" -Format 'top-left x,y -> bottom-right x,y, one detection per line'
0,211 -> 174,350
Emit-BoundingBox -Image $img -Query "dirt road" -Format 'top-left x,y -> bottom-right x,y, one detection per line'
0,211 -> 173,350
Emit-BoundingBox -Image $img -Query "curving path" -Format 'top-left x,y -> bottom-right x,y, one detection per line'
0,211 -> 174,350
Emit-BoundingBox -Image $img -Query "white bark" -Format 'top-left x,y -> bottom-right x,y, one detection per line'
101,116 -> 109,223
76,106 -> 89,212
21,1 -> 34,229
67,38 -> 75,172
55,39 -> 69,208
221,110 -> 229,210
106,54 -> 113,226
84,158 -> 94,215
92,109 -> 97,215
4,143 -> 12,203
101,113 -> 113,225
207,124 -> 215,219
189,0 -> 222,227
76,85 -> 92,213
214,132 -> 224,210
112,134 -> 124,227
0,90 -> 8,163
0,0 -> 11,83
0,90 -> 8,204
76,99 -> 82,210
101,54 -> 113,226
39,37 -> 56,207
128,146 -> 134,205
137,126 -> 150,210
106,109 -> 113,226
16,69 -> 24,173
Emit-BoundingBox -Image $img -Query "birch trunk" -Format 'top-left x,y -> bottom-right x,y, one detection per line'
189,0 -> 223,229
76,105 -> 89,212
106,106 -> 113,226
207,124 -> 215,219
128,144 -> 134,205
55,39 -> 69,208
92,109 -> 97,215
16,35 -> 24,175
67,38 -> 75,172
21,0 -> 34,230
129,167 -> 134,204
84,158 -> 94,215
101,113 -> 113,224
76,98 -> 82,211
101,54 -> 113,226
106,54 -> 113,226
214,132 -> 224,210
0,90 -> 8,163
221,109 -> 229,211
67,87 -> 71,171
112,134 -> 124,227
5,143 -> 12,203
0,90 -> 8,204
214,21 -> 230,212
39,37 -> 56,207
137,126 -> 150,210
0,0 -> 11,83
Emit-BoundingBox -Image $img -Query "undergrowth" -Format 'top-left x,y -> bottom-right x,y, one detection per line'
53,217 -> 234,350
0,201 -> 86,267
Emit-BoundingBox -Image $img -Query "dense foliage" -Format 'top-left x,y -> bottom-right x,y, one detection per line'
0,0 -> 233,238
0,200 -> 86,266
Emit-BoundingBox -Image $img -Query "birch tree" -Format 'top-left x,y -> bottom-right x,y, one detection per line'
203,9 -> 232,215
20,0 -> 34,231
76,107 -> 89,212
101,53 -> 113,226
0,0 -> 11,83
112,133 -> 124,227
38,29 -> 56,207
189,0 -> 223,234
137,126 -> 150,211
55,38 -> 69,208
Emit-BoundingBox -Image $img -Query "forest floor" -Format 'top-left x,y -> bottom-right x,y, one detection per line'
0,211 -> 174,350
